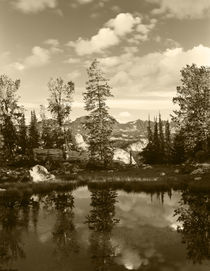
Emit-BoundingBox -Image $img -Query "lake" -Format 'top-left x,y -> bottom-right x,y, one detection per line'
0,187 -> 209,271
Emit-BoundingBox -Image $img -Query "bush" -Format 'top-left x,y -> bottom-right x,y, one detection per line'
7,154 -> 36,168
195,150 -> 208,163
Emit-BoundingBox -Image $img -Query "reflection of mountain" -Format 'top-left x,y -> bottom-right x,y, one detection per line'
174,191 -> 210,264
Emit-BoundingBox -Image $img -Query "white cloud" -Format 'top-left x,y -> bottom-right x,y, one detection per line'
13,0 -> 57,13
99,56 -> 121,67
44,39 -> 63,53
9,46 -> 51,71
146,0 -> 210,19
118,111 -> 131,118
10,42 -> 63,71
24,46 -> 50,67
107,44 -> 210,99
68,28 -> 119,55
106,13 -> 141,36
76,0 -> 93,4
68,13 -> 156,55
11,62 -> 25,71
44,39 -> 59,47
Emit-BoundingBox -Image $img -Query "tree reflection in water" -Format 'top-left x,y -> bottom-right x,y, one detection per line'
42,192 -> 79,261
0,197 -> 30,268
86,188 -> 120,271
174,190 -> 210,264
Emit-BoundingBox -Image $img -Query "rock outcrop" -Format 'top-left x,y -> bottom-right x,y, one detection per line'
74,134 -> 88,151
113,148 -> 136,165
29,165 -> 55,183
126,139 -> 148,152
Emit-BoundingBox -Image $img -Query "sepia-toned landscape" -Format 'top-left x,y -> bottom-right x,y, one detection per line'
0,1 -> 210,270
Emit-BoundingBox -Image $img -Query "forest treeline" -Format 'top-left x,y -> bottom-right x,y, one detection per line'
0,61 -> 210,167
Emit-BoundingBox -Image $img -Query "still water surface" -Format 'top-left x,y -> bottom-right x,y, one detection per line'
0,187 -> 209,271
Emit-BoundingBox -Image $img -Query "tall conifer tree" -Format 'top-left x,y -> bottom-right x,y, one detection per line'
158,113 -> 165,162
83,59 -> 114,167
153,118 -> 159,152
165,120 -> 171,163
28,110 -> 39,150
147,116 -> 153,144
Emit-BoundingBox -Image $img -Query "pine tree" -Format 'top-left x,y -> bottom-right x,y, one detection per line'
153,118 -> 159,153
18,113 -> 28,154
28,110 -> 39,150
142,117 -> 160,164
147,116 -> 153,144
164,120 -> 172,163
1,115 -> 17,157
158,113 -> 165,162
83,59 -> 114,167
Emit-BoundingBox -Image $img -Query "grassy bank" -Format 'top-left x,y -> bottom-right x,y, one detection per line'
0,165 -> 209,198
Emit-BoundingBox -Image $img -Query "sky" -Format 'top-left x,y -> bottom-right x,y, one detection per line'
1,0 -> 210,122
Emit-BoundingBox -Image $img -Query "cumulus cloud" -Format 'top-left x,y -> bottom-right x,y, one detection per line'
44,39 -> 63,53
68,13 -> 156,55
107,44 -> 210,98
10,46 -> 51,71
11,62 -> 25,71
12,0 -> 57,13
24,46 -> 50,67
68,28 -> 119,55
146,0 -> 210,19
10,40 -> 64,71
106,13 -> 141,36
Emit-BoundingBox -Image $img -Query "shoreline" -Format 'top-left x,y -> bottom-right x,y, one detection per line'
0,165 -> 210,197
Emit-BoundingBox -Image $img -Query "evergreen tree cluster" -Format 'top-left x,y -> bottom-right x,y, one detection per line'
141,115 -> 173,164
142,115 -> 187,165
